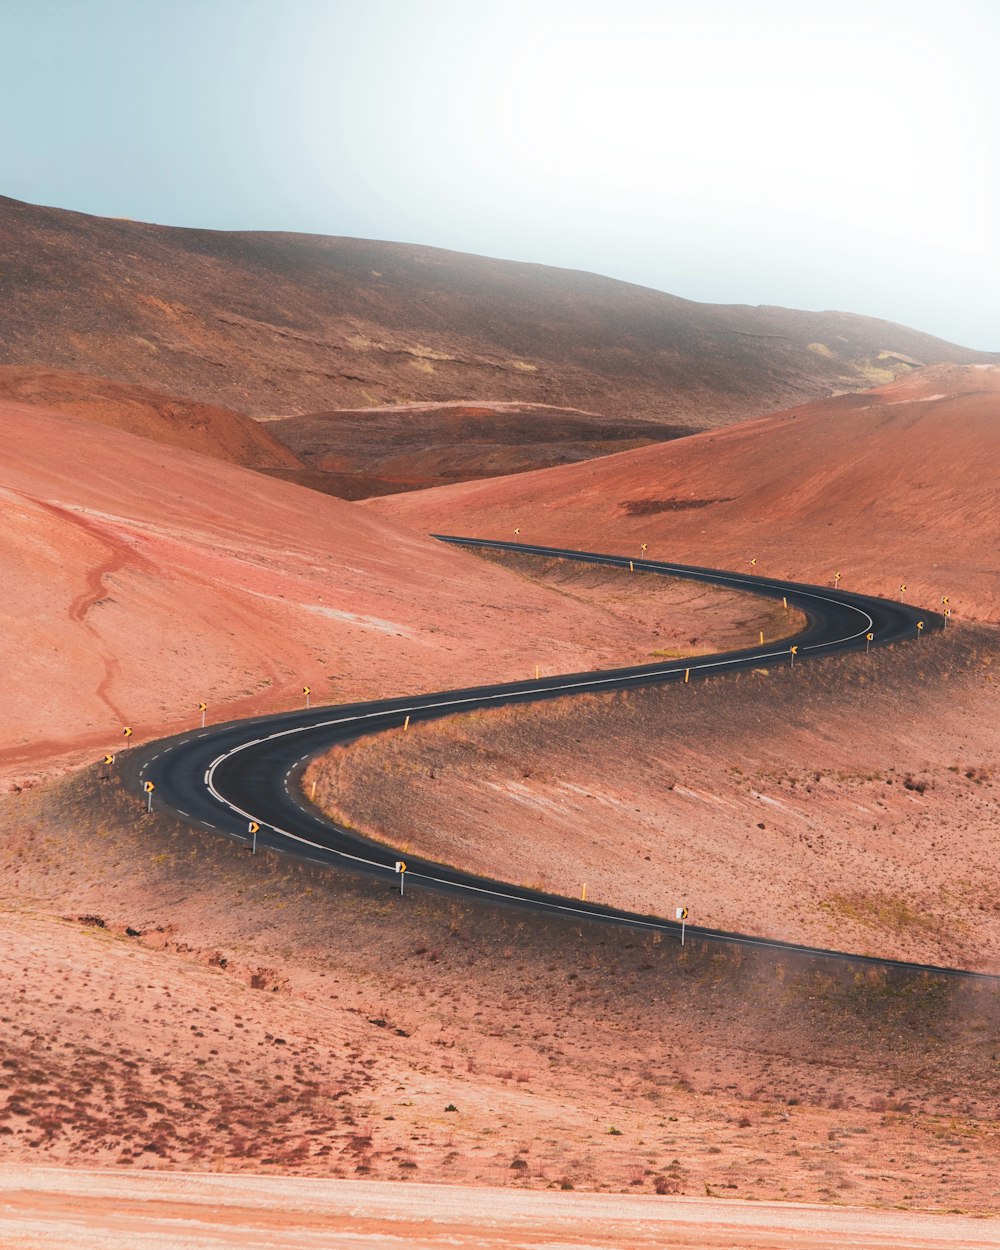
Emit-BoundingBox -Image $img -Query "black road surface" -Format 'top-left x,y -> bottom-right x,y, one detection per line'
126,538 -> 988,981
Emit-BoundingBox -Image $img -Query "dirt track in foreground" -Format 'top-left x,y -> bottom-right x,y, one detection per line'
3,1168 -> 999,1249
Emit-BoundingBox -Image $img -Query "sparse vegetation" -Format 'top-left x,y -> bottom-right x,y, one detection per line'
1,756 -> 998,1208
305,624 -> 999,973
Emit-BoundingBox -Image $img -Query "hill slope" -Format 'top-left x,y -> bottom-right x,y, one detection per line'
0,365 -> 303,470
0,399 -> 726,785
2,194 -> 995,434
367,364 -> 1000,623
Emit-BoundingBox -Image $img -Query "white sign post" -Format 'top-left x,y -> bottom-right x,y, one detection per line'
396,860 -> 407,896
675,906 -> 688,946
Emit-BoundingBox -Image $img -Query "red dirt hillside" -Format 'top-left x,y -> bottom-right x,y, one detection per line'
368,364 -> 1000,623
2,194 -> 995,432
0,365 -> 303,471
0,398 -> 727,787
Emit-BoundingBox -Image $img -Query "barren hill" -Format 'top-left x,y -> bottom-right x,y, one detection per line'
368,363 -> 1000,623
0,365 -> 303,471
0,397 -> 757,786
2,194 -> 995,437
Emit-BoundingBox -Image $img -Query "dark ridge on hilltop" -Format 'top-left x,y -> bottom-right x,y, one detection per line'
2,194 -> 995,437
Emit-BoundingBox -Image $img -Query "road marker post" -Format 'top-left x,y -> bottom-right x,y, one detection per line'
249,820 -> 259,854
782,596 -> 787,611
759,630 -> 765,645
143,780 -> 155,813
866,631 -> 874,654
675,906 -> 688,946
790,645 -> 798,668
403,714 -> 410,731
629,560 -> 634,572
535,665 -> 540,680
395,860 -> 407,896
684,668 -> 690,683
310,779 -> 317,800
581,883 -> 587,901
198,701 -> 207,728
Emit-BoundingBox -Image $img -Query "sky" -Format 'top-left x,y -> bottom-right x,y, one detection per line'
1,0 -> 997,349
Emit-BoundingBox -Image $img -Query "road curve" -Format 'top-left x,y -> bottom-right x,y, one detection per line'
126,539 -> 987,981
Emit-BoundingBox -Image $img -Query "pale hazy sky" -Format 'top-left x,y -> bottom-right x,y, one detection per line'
2,0 -> 997,348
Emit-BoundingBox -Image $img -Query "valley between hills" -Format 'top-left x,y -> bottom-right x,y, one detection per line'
0,197 -> 997,1247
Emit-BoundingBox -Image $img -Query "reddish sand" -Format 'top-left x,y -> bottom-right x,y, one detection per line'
2,355 -> 997,1232
1,528 -> 996,1221
0,400 -> 725,785
3,1168 -> 998,1248
2,778 -> 998,1213
0,398 -> 781,788
0,366 -> 303,471
347,367 -> 1000,968
367,364 -> 1000,623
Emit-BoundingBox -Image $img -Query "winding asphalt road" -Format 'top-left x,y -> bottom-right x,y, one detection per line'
125,538 -> 984,981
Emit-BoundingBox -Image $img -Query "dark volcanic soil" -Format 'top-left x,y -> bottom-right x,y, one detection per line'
259,401 -> 696,499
